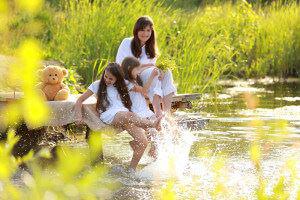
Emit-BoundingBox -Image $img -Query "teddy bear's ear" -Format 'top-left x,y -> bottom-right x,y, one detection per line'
37,69 -> 45,80
62,68 -> 68,77
38,69 -> 43,76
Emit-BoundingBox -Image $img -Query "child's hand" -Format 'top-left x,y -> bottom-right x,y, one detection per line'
133,85 -> 148,97
142,91 -> 149,98
74,102 -> 83,124
139,87 -> 148,97
158,69 -> 164,80
151,68 -> 159,77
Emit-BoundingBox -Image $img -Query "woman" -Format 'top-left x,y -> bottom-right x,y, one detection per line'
116,16 -> 177,118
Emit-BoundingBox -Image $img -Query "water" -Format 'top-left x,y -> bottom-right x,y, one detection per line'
103,78 -> 300,199
6,78 -> 299,199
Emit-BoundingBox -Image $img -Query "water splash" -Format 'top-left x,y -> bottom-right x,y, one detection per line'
137,116 -> 196,181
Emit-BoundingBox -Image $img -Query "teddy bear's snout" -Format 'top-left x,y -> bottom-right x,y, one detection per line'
49,76 -> 58,83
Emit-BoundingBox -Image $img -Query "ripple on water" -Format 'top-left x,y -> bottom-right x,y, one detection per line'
238,105 -> 300,120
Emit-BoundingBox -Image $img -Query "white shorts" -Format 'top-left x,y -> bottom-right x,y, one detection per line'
140,67 -> 177,103
100,107 -> 129,124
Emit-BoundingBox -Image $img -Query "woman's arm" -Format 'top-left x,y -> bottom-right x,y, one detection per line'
74,89 -> 94,122
116,38 -> 131,64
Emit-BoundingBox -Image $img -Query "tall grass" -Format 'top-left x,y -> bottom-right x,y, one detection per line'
1,0 -> 299,93
43,0 -> 300,93
253,4 -> 300,77
45,0 -> 180,85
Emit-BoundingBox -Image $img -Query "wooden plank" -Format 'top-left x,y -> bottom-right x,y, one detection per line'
171,93 -> 200,102
0,92 -> 201,103
172,101 -> 192,110
0,91 -> 23,101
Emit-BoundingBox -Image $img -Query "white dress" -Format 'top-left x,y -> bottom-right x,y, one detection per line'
88,80 -> 131,124
127,82 -> 155,119
116,37 -> 177,103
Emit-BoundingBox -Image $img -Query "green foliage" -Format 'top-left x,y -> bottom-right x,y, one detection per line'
2,0 -> 299,93
156,55 -> 176,71
42,0 -> 300,93
0,131 -> 116,199
252,3 -> 300,77
45,0 -> 180,85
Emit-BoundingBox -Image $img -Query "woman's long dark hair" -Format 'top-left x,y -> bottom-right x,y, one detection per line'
121,57 -> 143,86
131,16 -> 157,59
96,62 -> 132,112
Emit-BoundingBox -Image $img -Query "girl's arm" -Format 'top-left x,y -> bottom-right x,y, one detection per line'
131,68 -> 159,96
138,63 -> 155,74
74,89 -> 94,122
143,68 -> 159,91
131,85 -> 148,97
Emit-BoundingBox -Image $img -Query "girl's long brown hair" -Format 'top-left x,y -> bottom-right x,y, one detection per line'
96,63 -> 132,112
131,16 -> 157,59
121,57 -> 143,86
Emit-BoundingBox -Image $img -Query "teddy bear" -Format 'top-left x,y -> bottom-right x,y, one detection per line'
37,65 -> 70,101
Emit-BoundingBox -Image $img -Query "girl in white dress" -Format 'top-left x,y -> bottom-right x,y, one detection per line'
116,16 -> 177,118
74,62 -> 161,170
121,56 -> 160,159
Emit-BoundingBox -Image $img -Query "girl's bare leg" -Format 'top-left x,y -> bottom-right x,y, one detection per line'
147,128 -> 158,159
162,92 -> 174,113
112,113 -> 153,169
130,128 -> 158,159
129,140 -> 138,152
128,112 -> 162,131
123,124 -> 149,170
113,111 -> 161,131
152,94 -> 163,118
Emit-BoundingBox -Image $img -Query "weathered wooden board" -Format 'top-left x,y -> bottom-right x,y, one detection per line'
0,92 -> 200,109
0,91 -> 23,101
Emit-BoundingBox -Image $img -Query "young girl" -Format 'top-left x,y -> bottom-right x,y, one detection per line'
116,16 -> 177,118
121,56 -> 160,158
74,62 -> 161,170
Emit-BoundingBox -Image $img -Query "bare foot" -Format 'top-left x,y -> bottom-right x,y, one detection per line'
148,145 -> 158,159
153,115 -> 163,131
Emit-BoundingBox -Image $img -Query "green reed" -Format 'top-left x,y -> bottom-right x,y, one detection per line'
41,0 -> 299,93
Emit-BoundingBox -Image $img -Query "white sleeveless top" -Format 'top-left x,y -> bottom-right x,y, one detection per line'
88,80 -> 132,124
116,37 -> 157,65
127,82 -> 155,118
